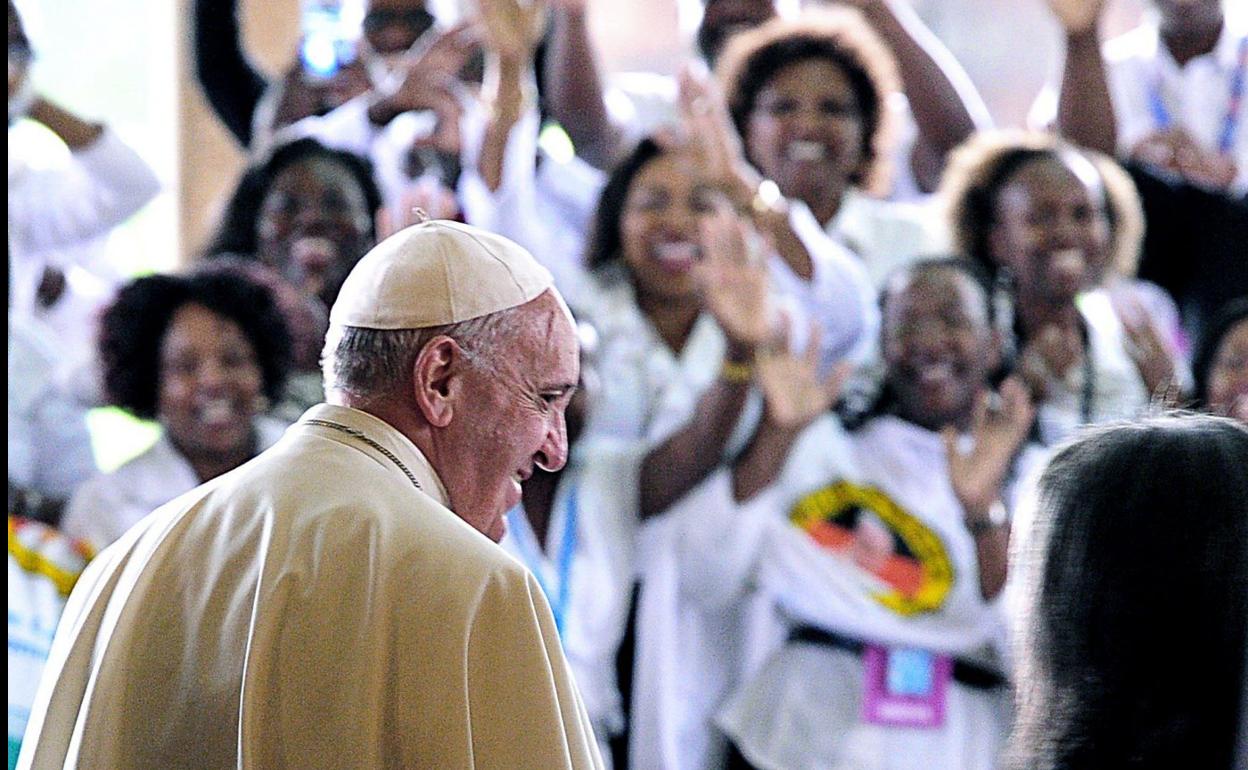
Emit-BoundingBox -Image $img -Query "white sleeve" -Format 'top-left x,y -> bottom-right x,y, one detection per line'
282,96 -> 379,157
669,469 -> 772,612
10,129 -> 160,257
457,105 -> 545,242
458,105 -> 603,306
1104,49 -> 1155,151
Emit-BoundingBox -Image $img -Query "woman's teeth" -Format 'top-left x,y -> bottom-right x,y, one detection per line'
786,140 -> 826,162
291,237 -> 335,269
917,361 -> 955,384
1049,248 -> 1085,273
654,241 -> 700,270
198,399 -> 236,424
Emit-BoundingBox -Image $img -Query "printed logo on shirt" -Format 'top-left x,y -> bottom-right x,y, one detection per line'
789,481 -> 953,616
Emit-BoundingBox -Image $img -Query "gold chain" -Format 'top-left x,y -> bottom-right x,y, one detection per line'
305,419 -> 424,491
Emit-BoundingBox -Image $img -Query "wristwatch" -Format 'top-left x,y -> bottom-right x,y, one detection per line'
965,500 -> 1008,536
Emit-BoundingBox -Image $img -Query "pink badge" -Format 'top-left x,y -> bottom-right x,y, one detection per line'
861,644 -> 951,729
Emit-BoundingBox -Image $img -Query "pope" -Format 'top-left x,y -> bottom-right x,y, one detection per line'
16,220 -> 604,769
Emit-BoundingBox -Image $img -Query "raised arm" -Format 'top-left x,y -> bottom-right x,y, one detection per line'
192,0 -> 269,146
843,0 -> 992,192
943,377 -> 1035,600
732,325 -> 849,501
543,0 -> 626,170
475,0 -> 546,190
1047,0 -> 1117,155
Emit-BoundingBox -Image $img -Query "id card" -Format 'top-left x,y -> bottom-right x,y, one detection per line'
861,645 -> 951,729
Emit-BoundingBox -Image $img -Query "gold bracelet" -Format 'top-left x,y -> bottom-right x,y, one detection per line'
720,359 -> 754,384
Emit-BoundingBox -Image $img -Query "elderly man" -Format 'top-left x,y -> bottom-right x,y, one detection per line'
16,220 -> 603,769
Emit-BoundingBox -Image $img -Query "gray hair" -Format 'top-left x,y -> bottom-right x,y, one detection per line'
321,305 -> 529,398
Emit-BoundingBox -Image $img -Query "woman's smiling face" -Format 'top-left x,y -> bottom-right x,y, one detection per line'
746,57 -> 867,212
619,149 -> 719,303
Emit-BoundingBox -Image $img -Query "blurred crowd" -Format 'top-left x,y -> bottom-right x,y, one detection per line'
7,0 -> 1247,767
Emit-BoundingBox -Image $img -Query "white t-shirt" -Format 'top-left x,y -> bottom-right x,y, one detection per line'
714,414 -> 1045,770
1034,290 -> 1152,446
6,312 -> 98,503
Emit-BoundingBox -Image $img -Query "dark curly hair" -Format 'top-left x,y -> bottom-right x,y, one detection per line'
940,130 -> 1137,287
99,267 -> 293,420
584,137 -> 666,272
203,136 -> 383,259
715,9 -> 900,196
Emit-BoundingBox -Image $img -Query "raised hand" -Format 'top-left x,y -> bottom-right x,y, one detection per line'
1045,0 -> 1106,35
474,0 -> 548,61
676,64 -> 761,201
943,377 -> 1035,521
1112,292 -> 1182,401
1130,128 -> 1239,192
694,198 -> 774,350
756,321 -> 851,430
1018,322 -> 1083,400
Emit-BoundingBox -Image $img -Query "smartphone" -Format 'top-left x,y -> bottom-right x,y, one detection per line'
300,0 -> 358,80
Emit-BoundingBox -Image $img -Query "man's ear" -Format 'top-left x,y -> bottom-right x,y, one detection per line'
412,336 -> 463,428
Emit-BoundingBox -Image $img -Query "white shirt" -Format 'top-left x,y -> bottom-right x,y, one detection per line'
1034,290 -> 1152,446
458,106 -> 606,311
577,270 -> 869,770
8,127 -> 160,388
825,187 -> 951,290
60,417 -> 287,552
1103,14 -> 1248,193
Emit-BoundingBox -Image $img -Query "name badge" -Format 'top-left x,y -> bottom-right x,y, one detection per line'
861,645 -> 951,729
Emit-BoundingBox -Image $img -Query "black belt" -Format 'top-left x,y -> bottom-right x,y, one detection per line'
787,624 -> 1008,691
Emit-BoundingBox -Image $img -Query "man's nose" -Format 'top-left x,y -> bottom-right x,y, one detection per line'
534,411 -> 569,473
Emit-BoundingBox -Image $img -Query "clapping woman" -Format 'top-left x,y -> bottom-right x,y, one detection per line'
716,259 -> 1041,770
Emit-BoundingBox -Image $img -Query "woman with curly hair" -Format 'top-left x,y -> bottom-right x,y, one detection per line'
60,267 -> 292,551
715,9 -> 949,287
938,130 -> 1176,444
205,136 -> 382,312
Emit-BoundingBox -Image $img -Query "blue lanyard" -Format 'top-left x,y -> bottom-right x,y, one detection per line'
1149,34 -> 1248,154
508,484 -> 580,637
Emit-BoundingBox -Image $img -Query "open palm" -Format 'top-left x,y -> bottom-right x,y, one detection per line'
944,377 -> 1035,519
756,323 -> 850,430
694,201 -> 774,348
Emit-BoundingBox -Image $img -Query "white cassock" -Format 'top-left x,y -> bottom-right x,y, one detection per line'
17,404 -> 604,770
